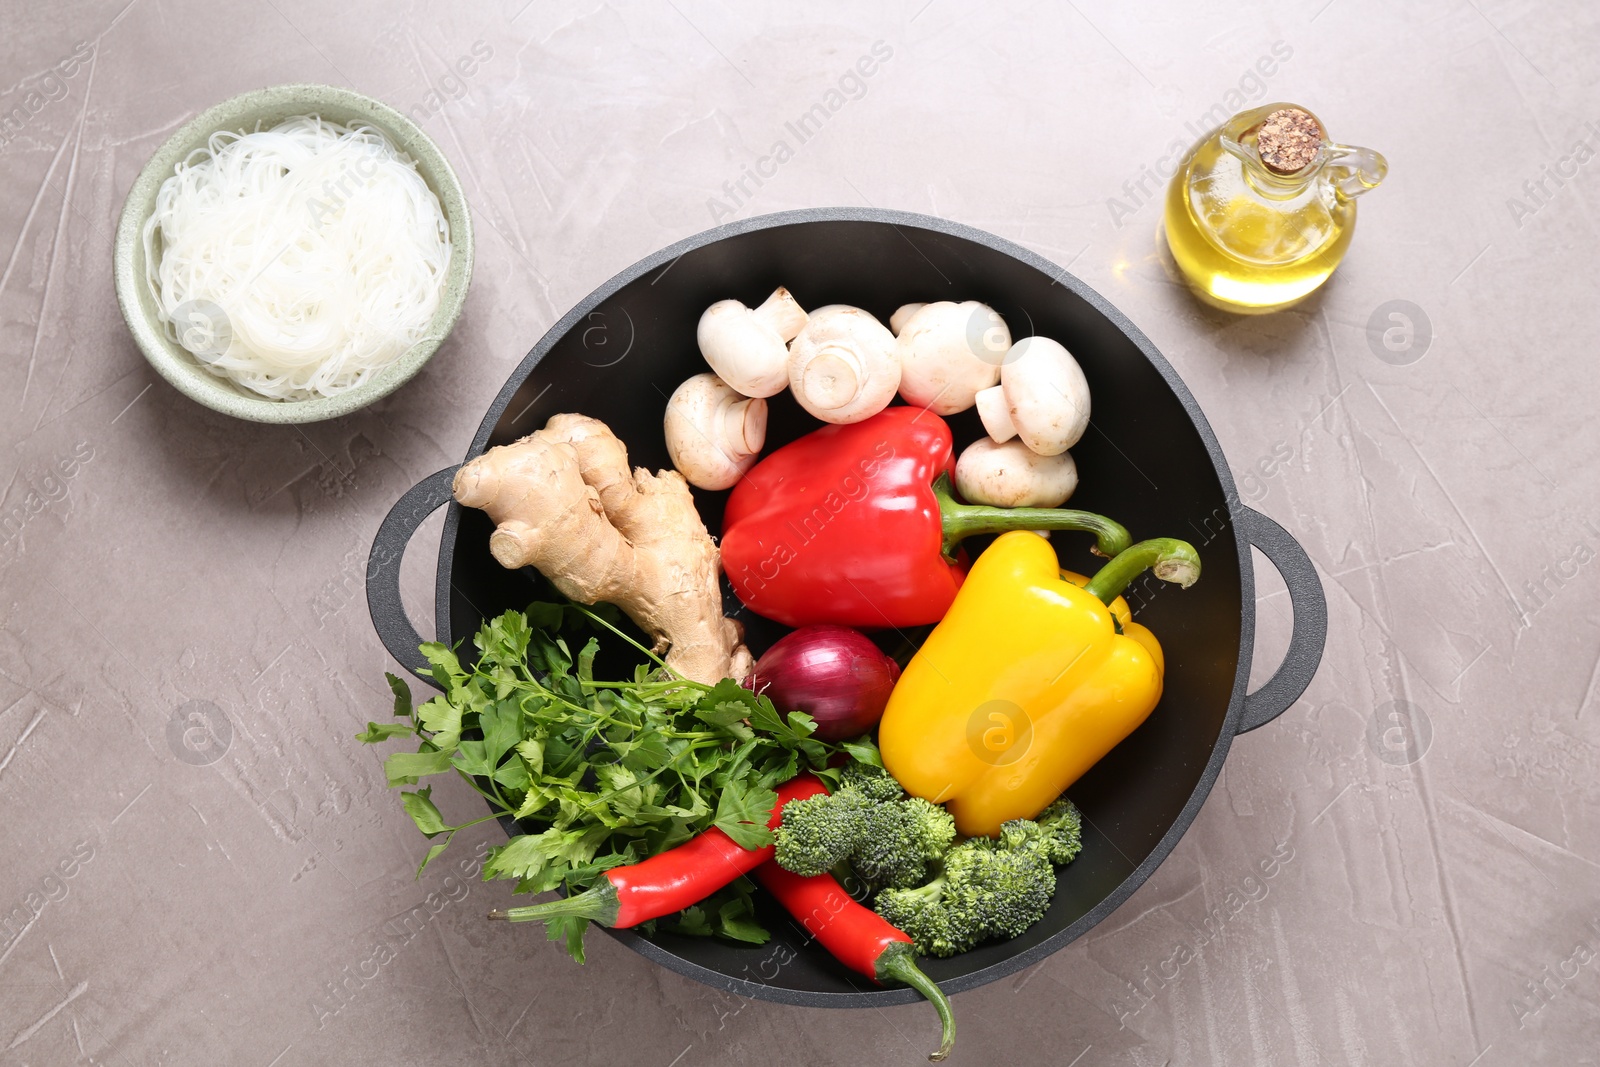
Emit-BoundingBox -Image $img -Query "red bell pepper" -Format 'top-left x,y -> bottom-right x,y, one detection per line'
720,407 -> 1131,628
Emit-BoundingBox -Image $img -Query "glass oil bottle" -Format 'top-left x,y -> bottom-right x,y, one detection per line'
1163,103 -> 1387,314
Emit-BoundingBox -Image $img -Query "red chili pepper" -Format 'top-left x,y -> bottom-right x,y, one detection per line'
720,407 -> 1131,628
754,860 -> 956,1062
488,774 -> 828,928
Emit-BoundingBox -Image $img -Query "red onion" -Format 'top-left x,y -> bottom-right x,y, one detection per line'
743,625 -> 902,741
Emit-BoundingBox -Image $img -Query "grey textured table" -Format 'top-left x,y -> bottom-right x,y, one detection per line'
3,2 -> 1597,1064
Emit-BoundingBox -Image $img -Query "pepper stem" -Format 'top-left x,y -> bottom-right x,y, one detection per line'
1083,538 -> 1201,605
876,942 -> 956,1062
487,879 -> 621,927
934,472 -> 1131,561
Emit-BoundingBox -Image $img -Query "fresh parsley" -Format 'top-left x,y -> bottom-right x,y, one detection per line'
361,602 -> 842,960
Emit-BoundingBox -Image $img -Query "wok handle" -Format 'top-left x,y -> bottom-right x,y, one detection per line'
1235,506 -> 1327,734
366,466 -> 460,687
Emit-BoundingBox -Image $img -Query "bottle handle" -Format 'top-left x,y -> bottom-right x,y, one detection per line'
1325,143 -> 1388,199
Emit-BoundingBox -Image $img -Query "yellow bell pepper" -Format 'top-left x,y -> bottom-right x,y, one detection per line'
878,530 -> 1200,837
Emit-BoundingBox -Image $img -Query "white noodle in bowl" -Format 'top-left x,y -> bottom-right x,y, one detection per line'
141,115 -> 452,401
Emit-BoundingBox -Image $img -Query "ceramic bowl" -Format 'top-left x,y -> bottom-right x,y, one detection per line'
113,83 -> 473,424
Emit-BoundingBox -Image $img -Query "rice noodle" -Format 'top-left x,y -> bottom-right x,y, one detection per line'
142,115 -> 451,400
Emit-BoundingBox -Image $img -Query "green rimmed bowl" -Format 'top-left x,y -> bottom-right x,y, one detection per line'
113,83 -> 474,424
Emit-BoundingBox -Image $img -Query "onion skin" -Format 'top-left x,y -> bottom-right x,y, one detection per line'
743,625 -> 902,741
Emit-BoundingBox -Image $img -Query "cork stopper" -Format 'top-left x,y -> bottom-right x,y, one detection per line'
1256,108 -> 1322,173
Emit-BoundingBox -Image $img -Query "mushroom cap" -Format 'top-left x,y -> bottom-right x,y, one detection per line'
955,437 -> 1078,508
895,300 -> 1009,415
663,373 -> 767,490
697,297 -> 793,398
786,305 -> 900,424
980,336 -> 1090,456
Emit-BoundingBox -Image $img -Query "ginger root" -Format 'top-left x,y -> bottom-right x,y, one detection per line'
453,413 -> 753,686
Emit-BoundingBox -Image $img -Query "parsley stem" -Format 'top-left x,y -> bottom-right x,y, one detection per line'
456,770 -> 515,814
569,604 -> 677,676
513,669 -> 603,720
582,679 -> 711,696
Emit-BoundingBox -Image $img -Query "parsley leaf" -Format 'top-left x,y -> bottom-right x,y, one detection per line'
664,904 -> 712,937
400,786 -> 447,836
386,673 -> 413,718
841,738 -> 884,767
416,695 -> 463,754
416,841 -> 450,879
384,748 -> 452,786
694,700 -> 755,742
546,914 -> 588,964
479,699 -> 522,768
714,778 -> 778,850
717,892 -> 770,944
419,643 -> 465,689
357,721 -> 414,743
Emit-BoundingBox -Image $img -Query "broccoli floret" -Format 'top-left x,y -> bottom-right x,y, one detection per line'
773,791 -> 871,876
875,838 -> 1056,957
997,798 -> 1083,866
851,797 -> 957,889
948,844 -> 1054,940
775,763 -> 953,887
1031,798 -> 1084,865
875,798 -> 1083,958
840,760 -> 907,802
874,877 -> 959,955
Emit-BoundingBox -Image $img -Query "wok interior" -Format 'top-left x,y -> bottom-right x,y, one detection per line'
448,218 -> 1243,996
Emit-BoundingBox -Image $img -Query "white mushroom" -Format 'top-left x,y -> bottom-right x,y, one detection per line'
786,305 -> 901,424
955,437 -> 1078,508
974,336 -> 1090,456
894,300 -> 1010,415
889,303 -> 926,336
696,288 -> 808,398
663,373 -> 767,490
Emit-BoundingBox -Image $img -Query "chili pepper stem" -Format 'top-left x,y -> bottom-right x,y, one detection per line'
1083,538 -> 1202,604
876,943 -> 957,1062
488,879 -> 621,927
934,473 -> 1132,561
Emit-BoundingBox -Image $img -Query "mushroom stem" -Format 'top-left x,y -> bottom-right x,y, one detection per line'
754,287 -> 808,342
725,396 -> 765,453
933,472 -> 1131,560
697,288 -> 808,398
664,373 -> 767,490
787,305 -> 900,424
977,337 -> 1091,456
1083,538 -> 1202,604
974,384 -> 1016,442
889,303 -> 927,336
798,347 -> 862,410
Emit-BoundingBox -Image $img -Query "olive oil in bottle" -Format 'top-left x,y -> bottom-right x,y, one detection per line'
1163,103 -> 1386,314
